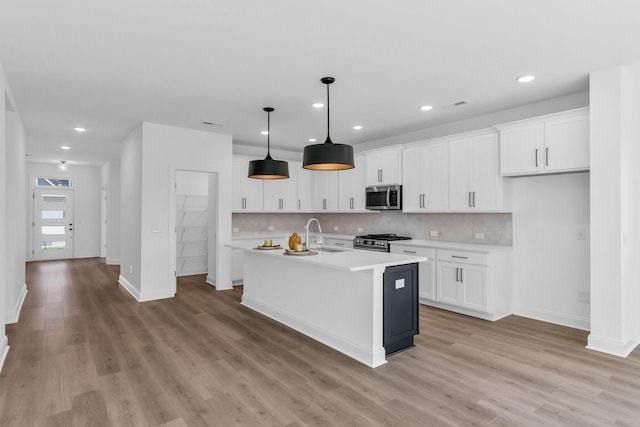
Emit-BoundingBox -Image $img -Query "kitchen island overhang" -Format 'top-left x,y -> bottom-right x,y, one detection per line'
226,243 -> 428,367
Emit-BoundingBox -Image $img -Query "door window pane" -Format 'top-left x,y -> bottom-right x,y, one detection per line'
41,210 -> 65,219
36,178 -> 72,187
41,226 -> 66,235
42,195 -> 67,203
41,241 -> 66,251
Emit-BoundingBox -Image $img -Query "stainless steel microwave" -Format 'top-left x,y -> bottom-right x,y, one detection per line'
366,184 -> 402,210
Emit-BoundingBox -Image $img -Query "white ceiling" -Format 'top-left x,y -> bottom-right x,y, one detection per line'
2,0 -> 640,165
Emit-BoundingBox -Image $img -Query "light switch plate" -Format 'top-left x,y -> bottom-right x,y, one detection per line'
475,232 -> 485,240
268,225 -> 274,231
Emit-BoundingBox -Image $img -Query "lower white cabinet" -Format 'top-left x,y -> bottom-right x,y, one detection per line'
390,246 -> 435,301
390,242 -> 512,321
436,261 -> 487,312
324,237 -> 354,249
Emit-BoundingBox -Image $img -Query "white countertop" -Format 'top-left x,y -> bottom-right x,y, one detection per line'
390,239 -> 512,253
227,241 -> 428,272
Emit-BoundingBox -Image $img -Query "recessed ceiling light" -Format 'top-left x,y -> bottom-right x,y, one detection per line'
308,138 -> 317,142
61,145 -> 71,150
261,131 -> 269,135
312,103 -> 325,108
352,125 -> 363,130
73,127 -> 86,132
517,75 -> 536,83
419,105 -> 433,111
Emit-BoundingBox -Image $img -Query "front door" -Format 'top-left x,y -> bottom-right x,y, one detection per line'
33,188 -> 74,260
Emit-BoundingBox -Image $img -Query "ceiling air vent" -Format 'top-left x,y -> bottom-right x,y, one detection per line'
442,100 -> 470,110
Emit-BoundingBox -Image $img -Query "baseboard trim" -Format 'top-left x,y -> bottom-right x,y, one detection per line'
6,284 -> 28,324
242,295 -> 386,368
206,274 -> 215,286
0,335 -> 9,374
118,275 -> 141,302
105,258 -> 120,265
587,334 -> 640,357
215,279 -> 233,291
421,299 -> 510,322
513,306 -> 590,331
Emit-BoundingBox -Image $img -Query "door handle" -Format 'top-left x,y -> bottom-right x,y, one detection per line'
460,268 -> 464,282
350,197 -> 354,210
455,268 -> 460,282
323,199 -> 327,210
546,147 -> 549,167
535,148 -> 539,167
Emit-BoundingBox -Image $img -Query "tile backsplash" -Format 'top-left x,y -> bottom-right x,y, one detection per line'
233,211 -> 512,246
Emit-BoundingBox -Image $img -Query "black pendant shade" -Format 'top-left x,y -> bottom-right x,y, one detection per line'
303,77 -> 355,170
248,107 -> 289,179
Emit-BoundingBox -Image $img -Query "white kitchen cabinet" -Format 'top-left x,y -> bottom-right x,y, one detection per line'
263,162 -> 298,212
390,245 -> 436,301
402,141 -> 449,212
448,132 -> 503,211
296,163 -> 314,212
232,156 -> 263,212
324,237 -> 354,249
390,241 -> 512,321
313,171 -> 339,211
364,147 -> 402,185
436,261 -> 487,312
497,108 -> 589,176
338,154 -> 367,211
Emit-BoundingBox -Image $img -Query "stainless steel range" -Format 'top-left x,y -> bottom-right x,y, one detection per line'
353,233 -> 411,252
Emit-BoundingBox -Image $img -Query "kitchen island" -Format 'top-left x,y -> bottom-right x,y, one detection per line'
226,241 -> 429,367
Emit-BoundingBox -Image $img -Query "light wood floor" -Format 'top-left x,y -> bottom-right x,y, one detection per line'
1,259 -> 639,426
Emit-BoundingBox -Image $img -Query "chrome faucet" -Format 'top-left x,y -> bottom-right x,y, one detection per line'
305,217 -> 323,250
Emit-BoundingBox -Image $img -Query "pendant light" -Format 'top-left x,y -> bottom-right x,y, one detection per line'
248,107 -> 289,179
303,77 -> 355,170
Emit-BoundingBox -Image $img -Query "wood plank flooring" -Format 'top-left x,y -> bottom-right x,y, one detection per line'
1,258 -> 639,426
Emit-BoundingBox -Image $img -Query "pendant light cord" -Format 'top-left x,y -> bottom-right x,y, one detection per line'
326,82 -> 331,140
266,109 -> 272,159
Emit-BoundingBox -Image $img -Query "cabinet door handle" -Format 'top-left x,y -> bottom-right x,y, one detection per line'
455,268 -> 460,282
546,147 -> 549,167
242,197 -> 246,209
350,197 -> 354,210
323,198 -> 327,210
335,242 -> 345,246
378,169 -> 383,183
472,192 -> 476,208
403,250 -> 417,254
452,255 -> 469,259
298,199 -> 301,210
460,268 -> 464,282
535,148 -> 539,167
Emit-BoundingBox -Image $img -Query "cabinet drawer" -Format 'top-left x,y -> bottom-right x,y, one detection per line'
324,238 -> 354,249
436,249 -> 488,266
390,246 -> 435,259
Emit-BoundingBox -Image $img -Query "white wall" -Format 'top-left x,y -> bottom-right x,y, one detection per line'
588,64 -> 640,356
0,63 -> 10,369
25,162 -> 102,259
106,160 -> 121,264
5,111 -> 27,324
119,125 -> 143,295
511,173 -> 590,330
119,122 -> 232,301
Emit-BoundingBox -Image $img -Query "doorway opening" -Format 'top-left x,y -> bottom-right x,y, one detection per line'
171,170 -> 218,293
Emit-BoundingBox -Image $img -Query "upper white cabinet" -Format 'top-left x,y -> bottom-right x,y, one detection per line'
338,155 -> 367,211
364,147 -> 402,185
448,132 -> 503,211
313,171 -> 339,212
402,141 -> 449,212
232,156 -> 263,212
496,108 -> 589,176
263,162 -> 299,212
296,164 -> 314,212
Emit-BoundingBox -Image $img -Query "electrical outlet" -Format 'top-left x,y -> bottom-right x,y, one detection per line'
475,233 -> 485,240
268,225 -> 274,231
233,227 -> 240,232
333,226 -> 339,231
357,227 -> 364,232
430,230 -> 439,237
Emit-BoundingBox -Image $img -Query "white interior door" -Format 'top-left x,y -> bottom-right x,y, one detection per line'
33,188 -> 74,260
